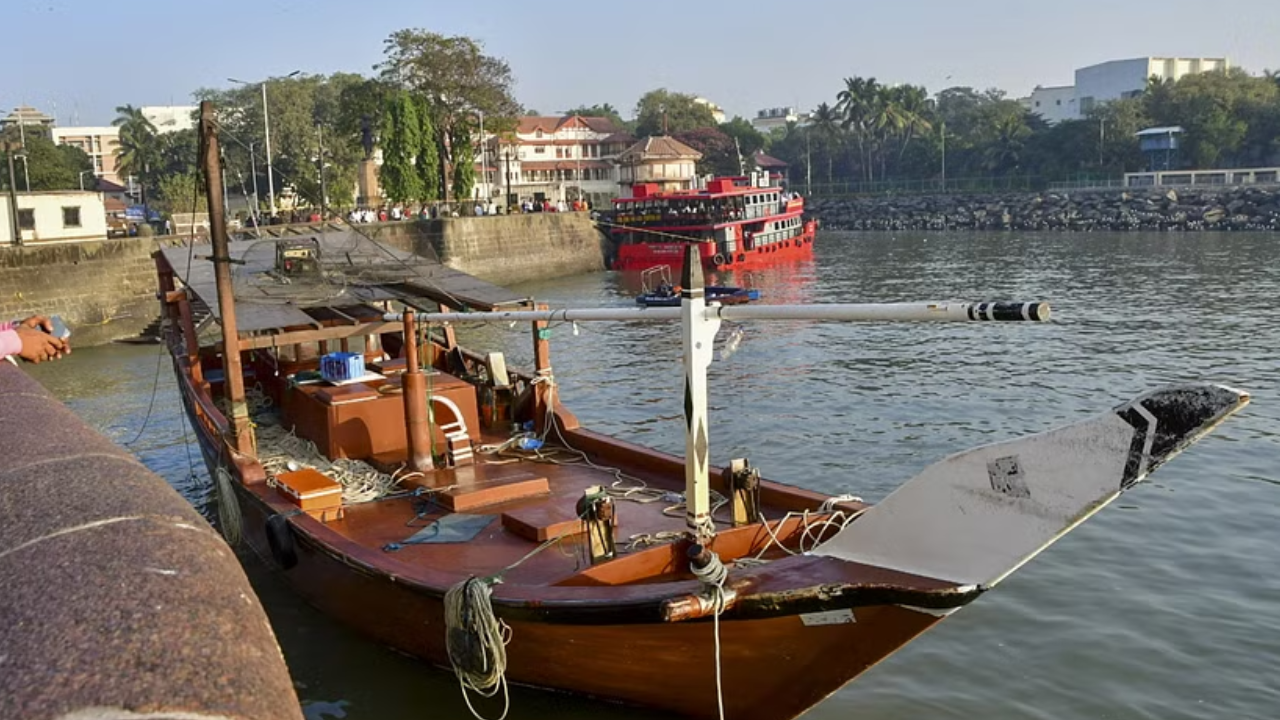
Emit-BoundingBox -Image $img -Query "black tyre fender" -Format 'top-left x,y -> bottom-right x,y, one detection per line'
266,514 -> 298,570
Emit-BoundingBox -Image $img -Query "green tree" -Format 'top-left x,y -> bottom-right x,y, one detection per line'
563,103 -> 628,130
1143,68 -> 1279,168
378,29 -> 521,202
719,117 -> 767,166
415,96 -> 440,202
155,172 -> 208,215
674,127 -> 738,176
633,89 -> 717,137
0,134 -> 94,191
113,104 -> 159,190
450,128 -> 476,202
379,91 -> 425,204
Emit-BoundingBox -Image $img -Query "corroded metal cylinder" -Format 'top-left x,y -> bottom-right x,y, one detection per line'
0,363 -> 302,720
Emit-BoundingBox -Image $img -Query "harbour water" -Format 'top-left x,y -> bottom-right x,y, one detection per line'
28,231 -> 1280,720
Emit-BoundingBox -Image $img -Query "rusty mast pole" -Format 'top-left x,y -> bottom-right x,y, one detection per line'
200,101 -> 253,454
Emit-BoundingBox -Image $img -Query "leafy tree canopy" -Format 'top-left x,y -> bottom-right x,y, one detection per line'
563,103 -> 629,130
634,89 -> 718,137
0,134 -> 94,191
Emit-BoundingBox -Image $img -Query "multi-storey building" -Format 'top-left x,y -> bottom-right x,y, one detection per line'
1020,57 -> 1230,124
51,126 -> 122,185
483,115 -> 633,207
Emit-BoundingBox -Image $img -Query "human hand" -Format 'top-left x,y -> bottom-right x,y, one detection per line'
15,325 -> 69,362
18,315 -> 53,333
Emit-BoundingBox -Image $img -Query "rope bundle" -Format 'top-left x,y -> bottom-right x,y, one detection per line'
444,577 -> 511,720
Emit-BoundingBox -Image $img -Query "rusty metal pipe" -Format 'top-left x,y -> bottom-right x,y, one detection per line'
401,308 -> 434,472
0,363 -> 301,719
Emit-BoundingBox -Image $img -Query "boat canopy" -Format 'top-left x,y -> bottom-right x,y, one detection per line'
161,230 -> 527,334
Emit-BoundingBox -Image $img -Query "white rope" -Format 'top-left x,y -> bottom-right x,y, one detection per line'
253,422 -> 402,504
444,577 -> 511,720
691,552 -> 729,720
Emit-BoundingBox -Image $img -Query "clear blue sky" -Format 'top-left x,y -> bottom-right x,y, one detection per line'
8,0 -> 1280,126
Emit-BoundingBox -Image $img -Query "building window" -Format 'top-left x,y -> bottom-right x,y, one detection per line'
17,209 -> 34,230
1055,99 -> 1061,106
63,206 -> 82,227
535,146 -> 545,154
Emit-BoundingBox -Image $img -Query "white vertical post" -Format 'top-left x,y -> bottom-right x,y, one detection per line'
681,246 -> 720,540
262,81 -> 277,218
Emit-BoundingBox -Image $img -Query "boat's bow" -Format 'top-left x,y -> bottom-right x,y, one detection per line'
811,383 -> 1249,589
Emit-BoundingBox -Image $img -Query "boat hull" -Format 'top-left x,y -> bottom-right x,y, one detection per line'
614,222 -> 816,273
224,479 -> 940,720
175,366 -> 942,720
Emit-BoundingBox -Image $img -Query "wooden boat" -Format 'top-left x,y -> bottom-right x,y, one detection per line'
154,104 -> 1250,720
606,175 -> 816,272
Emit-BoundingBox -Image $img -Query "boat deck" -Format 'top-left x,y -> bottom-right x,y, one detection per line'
267,435 -> 790,589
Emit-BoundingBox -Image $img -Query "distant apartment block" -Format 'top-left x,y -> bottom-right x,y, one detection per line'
1019,86 -> 1077,125
52,126 -> 122,184
1021,57 -> 1230,123
751,107 -> 805,133
142,105 -> 198,134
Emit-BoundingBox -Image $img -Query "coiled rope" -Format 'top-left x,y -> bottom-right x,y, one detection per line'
444,577 -> 512,720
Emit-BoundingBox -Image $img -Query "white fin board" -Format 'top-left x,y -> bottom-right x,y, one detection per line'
813,384 -> 1249,588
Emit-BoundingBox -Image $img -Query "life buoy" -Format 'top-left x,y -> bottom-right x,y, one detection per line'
266,514 -> 298,570
713,253 -> 726,266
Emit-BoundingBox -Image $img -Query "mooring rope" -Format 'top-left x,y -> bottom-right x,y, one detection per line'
444,577 -> 512,720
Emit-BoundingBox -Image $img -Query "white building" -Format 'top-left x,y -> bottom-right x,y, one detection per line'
1076,57 -> 1228,114
693,97 -> 726,124
1020,86 -> 1077,124
1020,56 -> 1230,123
1,191 -> 108,245
751,107 -> 800,133
482,115 -> 633,207
141,105 -> 198,134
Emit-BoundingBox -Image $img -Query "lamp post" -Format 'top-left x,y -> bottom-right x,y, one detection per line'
229,70 -> 300,219
79,170 -> 94,191
315,122 -> 327,223
15,154 -> 29,191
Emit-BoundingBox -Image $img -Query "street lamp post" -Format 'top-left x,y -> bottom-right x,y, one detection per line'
79,170 -> 94,191
316,123 -> 327,223
229,71 -> 299,220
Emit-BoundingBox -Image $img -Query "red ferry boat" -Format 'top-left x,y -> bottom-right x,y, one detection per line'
609,176 -> 817,272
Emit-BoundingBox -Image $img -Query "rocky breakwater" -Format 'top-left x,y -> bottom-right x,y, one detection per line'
810,186 -> 1280,231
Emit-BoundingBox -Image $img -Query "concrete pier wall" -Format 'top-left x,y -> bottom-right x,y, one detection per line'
0,237 -> 171,346
0,363 -> 302,719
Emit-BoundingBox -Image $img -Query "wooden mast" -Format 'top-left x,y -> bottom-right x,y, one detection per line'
200,101 -> 253,454
680,246 -> 720,541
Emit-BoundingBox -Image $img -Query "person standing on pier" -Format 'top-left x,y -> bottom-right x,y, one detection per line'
0,316 -> 71,364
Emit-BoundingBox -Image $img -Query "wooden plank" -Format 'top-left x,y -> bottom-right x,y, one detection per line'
439,475 -> 550,512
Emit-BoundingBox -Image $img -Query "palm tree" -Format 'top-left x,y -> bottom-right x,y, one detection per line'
809,102 -> 842,184
113,105 -> 158,200
837,76 -> 879,182
893,85 -> 934,170
983,111 -> 1032,175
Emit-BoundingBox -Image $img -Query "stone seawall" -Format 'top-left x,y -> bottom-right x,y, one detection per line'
363,212 -> 607,286
810,186 -> 1280,232
0,237 -> 176,346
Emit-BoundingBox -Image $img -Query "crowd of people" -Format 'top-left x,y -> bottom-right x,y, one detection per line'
343,197 -> 594,224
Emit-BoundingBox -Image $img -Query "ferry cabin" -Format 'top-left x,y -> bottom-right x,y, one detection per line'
611,178 -> 807,261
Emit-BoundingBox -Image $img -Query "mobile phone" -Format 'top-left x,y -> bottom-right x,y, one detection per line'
48,315 -> 71,340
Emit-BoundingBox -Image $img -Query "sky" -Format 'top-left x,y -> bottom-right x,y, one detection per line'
7,0 -> 1280,127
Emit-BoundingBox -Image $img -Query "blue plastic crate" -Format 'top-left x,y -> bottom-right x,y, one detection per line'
320,352 -> 365,383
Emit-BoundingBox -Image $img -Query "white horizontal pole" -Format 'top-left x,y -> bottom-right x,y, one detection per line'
382,301 -> 1049,326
